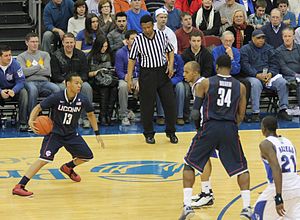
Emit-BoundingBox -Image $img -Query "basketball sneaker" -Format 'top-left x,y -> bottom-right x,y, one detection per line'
178,206 -> 195,220
60,164 -> 81,182
12,184 -> 33,197
191,192 -> 214,208
191,189 -> 213,201
240,206 -> 252,219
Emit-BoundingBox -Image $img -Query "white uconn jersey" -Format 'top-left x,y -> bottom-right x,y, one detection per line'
264,136 -> 299,190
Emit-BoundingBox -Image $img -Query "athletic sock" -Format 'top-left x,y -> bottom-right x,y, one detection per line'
201,181 -> 210,194
241,190 -> 251,208
183,188 -> 193,207
66,160 -> 76,168
19,176 -> 30,186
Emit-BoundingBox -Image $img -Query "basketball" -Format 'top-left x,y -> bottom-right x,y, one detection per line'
34,116 -> 53,135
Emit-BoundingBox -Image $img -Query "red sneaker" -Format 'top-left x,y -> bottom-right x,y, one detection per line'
60,164 -> 81,182
12,184 -> 33,197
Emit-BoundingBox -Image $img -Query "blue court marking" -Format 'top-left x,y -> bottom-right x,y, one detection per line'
217,170 -> 300,219
217,181 -> 267,220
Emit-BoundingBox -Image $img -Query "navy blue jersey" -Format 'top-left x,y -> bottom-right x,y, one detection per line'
40,90 -> 94,136
202,74 -> 240,123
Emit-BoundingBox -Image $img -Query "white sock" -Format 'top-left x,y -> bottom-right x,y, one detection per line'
183,188 -> 193,207
201,181 -> 210,194
241,190 -> 250,208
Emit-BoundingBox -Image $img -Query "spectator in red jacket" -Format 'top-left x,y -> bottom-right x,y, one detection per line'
175,0 -> 202,15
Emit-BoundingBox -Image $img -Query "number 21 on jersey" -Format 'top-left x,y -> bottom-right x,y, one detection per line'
217,88 -> 232,107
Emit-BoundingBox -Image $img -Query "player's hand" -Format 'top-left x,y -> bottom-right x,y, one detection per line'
96,135 -> 105,148
29,119 -> 39,134
1,90 -> 10,99
276,203 -> 286,216
7,89 -> 15,97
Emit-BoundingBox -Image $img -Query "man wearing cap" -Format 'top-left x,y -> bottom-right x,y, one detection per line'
154,8 -> 178,54
240,29 -> 292,122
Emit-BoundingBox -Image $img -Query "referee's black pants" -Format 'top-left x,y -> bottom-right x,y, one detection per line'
139,65 -> 176,138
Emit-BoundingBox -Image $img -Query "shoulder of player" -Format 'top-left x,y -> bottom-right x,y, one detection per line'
259,139 -> 275,154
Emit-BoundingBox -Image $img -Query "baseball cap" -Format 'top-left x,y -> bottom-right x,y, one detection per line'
252,29 -> 266,38
155,8 -> 168,17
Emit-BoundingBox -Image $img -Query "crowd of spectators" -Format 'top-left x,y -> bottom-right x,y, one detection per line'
1,0 -> 300,132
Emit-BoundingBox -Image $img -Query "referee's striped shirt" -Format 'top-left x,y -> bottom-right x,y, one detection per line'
129,29 -> 174,68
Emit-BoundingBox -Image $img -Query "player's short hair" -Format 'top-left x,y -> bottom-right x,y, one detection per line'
140,15 -> 154,25
282,27 -> 294,35
277,0 -> 289,6
180,12 -> 191,20
125,30 -> 138,39
261,116 -> 278,132
25,32 -> 39,41
65,73 -> 82,83
216,55 -> 231,69
186,61 -> 200,73
189,30 -> 202,39
0,45 -> 11,56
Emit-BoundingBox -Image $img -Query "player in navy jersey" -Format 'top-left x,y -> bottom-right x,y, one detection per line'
252,116 -> 300,219
179,55 -> 252,220
12,73 -> 104,197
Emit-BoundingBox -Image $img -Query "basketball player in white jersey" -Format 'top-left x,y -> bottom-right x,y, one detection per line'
252,116 -> 300,219
183,61 -> 215,208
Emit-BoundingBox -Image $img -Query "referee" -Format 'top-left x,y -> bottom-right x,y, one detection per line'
127,15 -> 178,144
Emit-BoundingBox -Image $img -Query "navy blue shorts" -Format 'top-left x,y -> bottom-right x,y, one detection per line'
184,120 -> 248,177
40,133 -> 94,162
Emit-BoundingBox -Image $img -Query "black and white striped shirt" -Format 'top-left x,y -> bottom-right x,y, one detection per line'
129,30 -> 174,68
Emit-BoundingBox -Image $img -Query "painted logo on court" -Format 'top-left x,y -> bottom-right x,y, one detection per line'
91,160 -> 184,182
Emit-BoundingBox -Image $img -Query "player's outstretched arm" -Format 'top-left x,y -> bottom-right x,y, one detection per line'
28,104 -> 42,134
259,140 -> 286,217
237,83 -> 246,125
87,112 -> 105,148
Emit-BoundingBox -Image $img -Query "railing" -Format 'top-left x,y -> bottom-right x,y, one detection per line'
28,0 -> 42,39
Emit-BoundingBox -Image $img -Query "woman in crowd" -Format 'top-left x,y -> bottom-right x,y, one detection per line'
87,35 -> 118,126
67,0 -> 88,37
226,9 -> 254,49
192,0 -> 221,36
98,0 -> 116,35
76,13 -> 104,54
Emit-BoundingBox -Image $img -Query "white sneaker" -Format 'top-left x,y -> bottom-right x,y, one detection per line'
287,106 -> 300,116
127,110 -> 135,120
191,192 -> 214,208
240,206 -> 252,219
121,117 -> 130,126
178,206 -> 195,220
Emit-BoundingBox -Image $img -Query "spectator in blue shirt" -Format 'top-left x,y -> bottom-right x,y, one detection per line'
115,30 -> 139,126
126,0 -> 150,33
42,0 -> 74,53
0,45 -> 28,131
212,30 -> 251,108
278,0 -> 297,28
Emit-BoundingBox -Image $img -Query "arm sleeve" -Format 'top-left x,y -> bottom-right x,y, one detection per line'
78,52 -> 89,82
16,54 -> 40,77
171,55 -> 184,85
115,49 -> 126,80
129,39 -> 139,60
12,62 -> 25,93
43,6 -> 54,31
201,49 -> 213,77
276,49 -> 297,77
231,48 -> 241,75
50,54 -> 65,83
268,49 -> 279,76
240,46 -> 258,77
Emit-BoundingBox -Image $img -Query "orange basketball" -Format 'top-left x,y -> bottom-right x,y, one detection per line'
34,116 -> 53,135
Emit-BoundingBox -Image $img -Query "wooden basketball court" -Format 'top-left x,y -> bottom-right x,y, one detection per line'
1,129 -> 299,220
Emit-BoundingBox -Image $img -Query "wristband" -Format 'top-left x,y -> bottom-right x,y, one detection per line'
94,130 -> 100,135
274,193 -> 283,205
